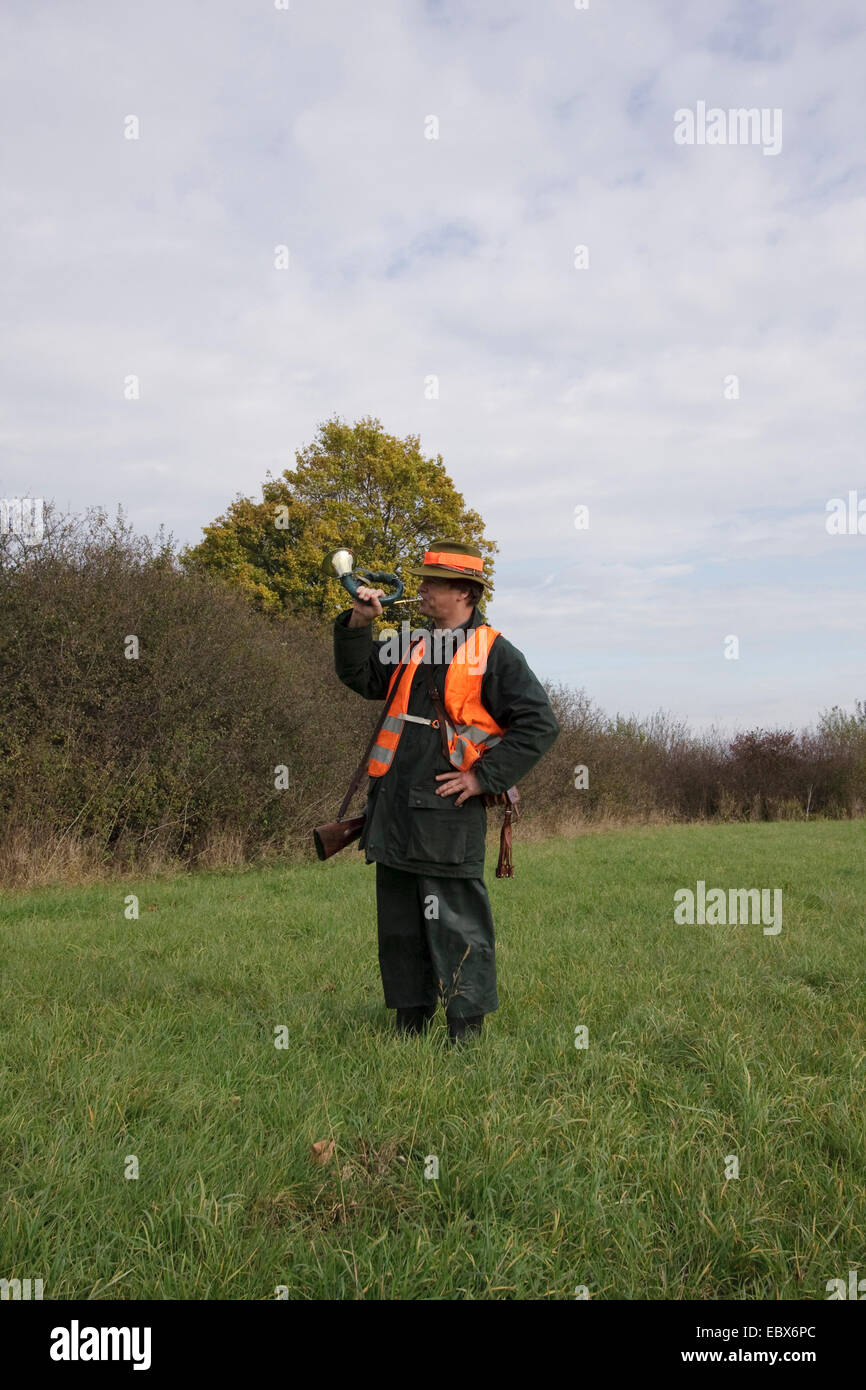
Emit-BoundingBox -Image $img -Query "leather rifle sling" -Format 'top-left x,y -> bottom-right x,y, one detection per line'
423,656 -> 453,761
337,630 -> 426,821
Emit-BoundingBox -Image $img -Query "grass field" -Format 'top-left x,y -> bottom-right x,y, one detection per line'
1,821 -> 864,1300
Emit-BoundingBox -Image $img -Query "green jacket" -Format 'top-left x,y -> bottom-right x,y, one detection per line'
333,605 -> 560,877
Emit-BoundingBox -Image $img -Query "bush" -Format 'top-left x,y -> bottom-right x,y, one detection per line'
2,504 -> 864,886
0,505 -> 373,883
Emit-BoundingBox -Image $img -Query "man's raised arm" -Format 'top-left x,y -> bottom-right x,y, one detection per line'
333,584 -> 392,700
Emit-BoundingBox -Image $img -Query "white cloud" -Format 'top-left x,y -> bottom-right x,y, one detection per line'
0,0 -> 863,727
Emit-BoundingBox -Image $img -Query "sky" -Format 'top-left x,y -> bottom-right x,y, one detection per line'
1,0 -> 864,733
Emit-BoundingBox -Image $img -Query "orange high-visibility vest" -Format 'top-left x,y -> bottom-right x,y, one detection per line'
368,626 -> 506,777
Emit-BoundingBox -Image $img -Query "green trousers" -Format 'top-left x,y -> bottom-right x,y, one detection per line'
375,862 -> 499,1018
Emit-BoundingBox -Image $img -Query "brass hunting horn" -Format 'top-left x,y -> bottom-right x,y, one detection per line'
322,547 -> 409,606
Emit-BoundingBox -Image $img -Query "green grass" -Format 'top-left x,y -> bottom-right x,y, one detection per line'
1,821 -> 864,1300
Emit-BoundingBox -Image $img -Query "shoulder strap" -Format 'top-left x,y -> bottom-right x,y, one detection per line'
338,632 -> 425,820
424,662 -> 454,761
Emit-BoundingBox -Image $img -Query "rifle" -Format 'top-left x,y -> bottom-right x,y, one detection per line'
314,628 -> 521,875
313,632 -> 426,861
313,814 -> 367,861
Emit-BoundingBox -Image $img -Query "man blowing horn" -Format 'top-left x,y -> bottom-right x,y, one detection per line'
333,539 -> 560,1047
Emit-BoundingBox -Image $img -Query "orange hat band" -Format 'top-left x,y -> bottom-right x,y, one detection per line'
423,550 -> 483,573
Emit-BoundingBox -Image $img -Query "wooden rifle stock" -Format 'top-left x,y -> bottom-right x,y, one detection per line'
313,630 -> 427,862
313,814 -> 366,861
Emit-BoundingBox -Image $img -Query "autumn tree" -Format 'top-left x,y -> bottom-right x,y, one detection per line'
180,416 -> 496,619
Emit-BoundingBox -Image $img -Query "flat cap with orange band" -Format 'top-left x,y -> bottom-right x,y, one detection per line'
405,538 -> 493,591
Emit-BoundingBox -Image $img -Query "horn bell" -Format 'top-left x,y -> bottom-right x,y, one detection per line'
323,547 -> 355,579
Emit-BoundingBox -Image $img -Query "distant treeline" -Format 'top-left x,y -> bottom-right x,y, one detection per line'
1,508 -> 864,886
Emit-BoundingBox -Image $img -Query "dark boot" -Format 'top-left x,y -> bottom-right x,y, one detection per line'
447,1013 -> 484,1046
396,1004 -> 436,1036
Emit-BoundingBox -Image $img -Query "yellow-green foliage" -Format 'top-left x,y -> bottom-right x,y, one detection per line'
180,415 -> 496,620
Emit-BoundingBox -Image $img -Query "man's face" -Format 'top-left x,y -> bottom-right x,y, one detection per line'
417,577 -> 470,624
